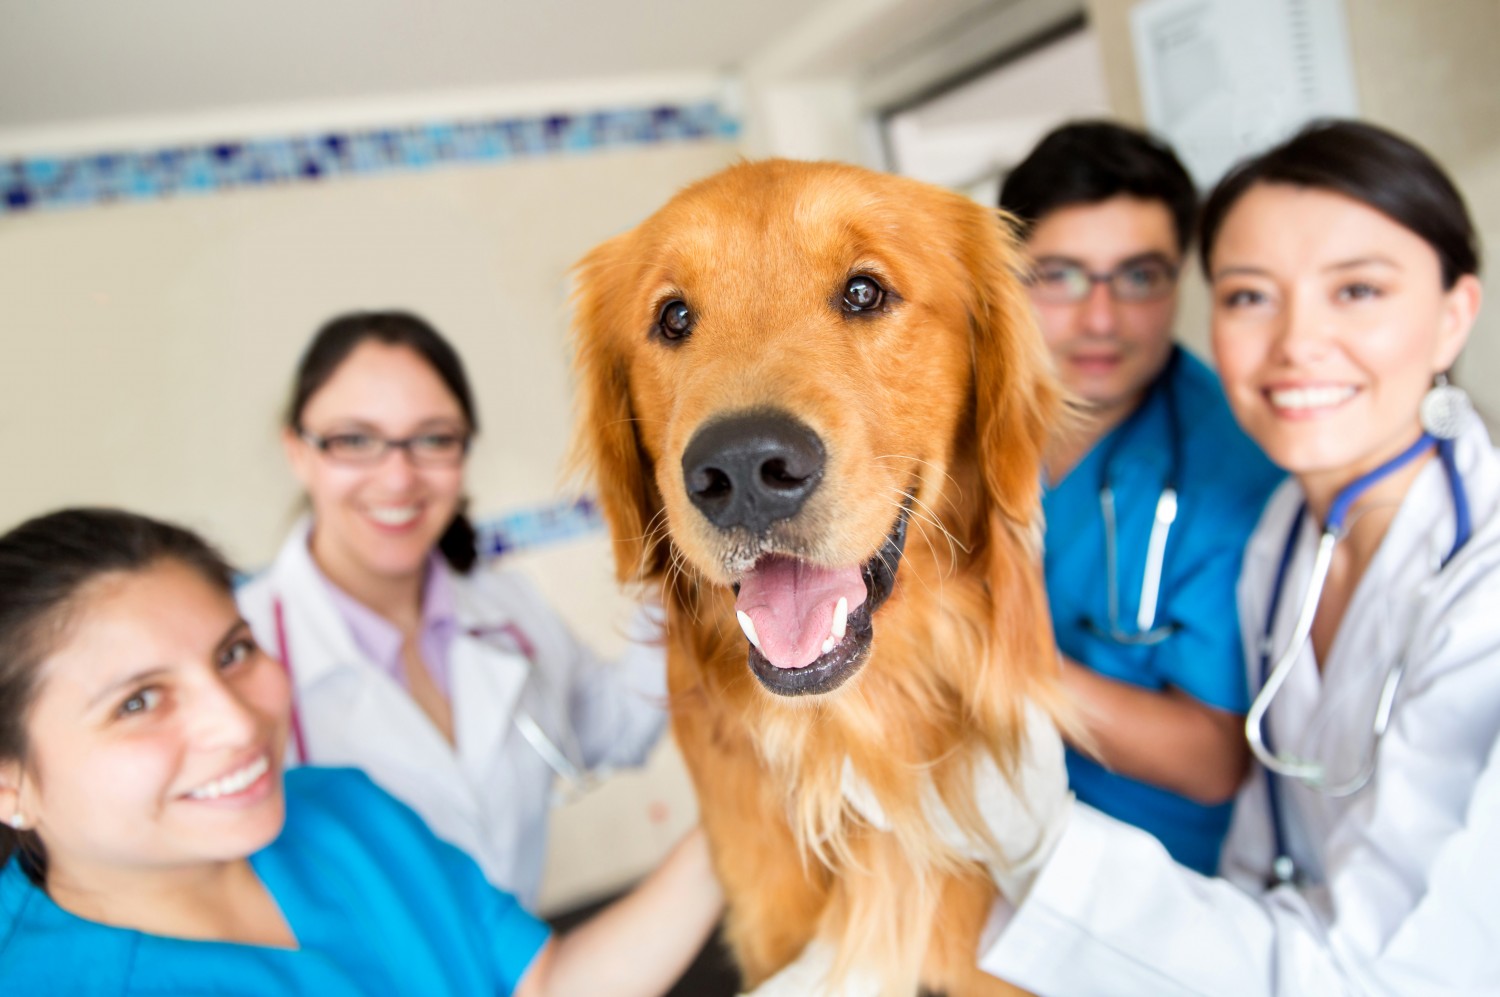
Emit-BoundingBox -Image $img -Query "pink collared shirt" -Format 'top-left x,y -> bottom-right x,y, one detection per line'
314,553 -> 462,699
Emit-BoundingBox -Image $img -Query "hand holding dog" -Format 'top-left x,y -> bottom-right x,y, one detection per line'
842,701 -> 1072,903
738,941 -> 881,997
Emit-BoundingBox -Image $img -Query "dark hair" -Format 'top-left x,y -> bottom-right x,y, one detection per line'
0,508 -> 237,885
287,311 -> 481,573
1200,119 -> 1482,288
999,120 -> 1198,253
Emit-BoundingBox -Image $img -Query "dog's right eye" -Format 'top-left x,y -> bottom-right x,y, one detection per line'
657,299 -> 694,341
842,275 -> 886,313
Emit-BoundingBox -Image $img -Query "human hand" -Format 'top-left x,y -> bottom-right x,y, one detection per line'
737,941 -> 880,997
841,700 -> 1070,902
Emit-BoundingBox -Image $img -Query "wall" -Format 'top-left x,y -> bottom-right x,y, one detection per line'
1341,0 -> 1500,393
740,0 -> 1088,165
1084,0 -> 1500,394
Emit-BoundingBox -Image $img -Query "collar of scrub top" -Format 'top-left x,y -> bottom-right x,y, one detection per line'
1082,346 -> 1185,646
1249,430 -> 1472,886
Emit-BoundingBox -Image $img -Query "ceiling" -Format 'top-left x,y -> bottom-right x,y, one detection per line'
0,0 -> 824,130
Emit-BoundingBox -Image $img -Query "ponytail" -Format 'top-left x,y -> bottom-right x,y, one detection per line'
438,507 -> 479,575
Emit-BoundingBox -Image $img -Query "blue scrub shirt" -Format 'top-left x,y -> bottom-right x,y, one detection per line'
1045,347 -> 1282,874
0,767 -> 551,995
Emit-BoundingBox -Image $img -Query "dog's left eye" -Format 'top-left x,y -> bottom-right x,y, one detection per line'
842,275 -> 886,313
657,299 -> 694,341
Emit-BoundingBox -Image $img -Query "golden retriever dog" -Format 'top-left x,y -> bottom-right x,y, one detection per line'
571,160 -> 1065,996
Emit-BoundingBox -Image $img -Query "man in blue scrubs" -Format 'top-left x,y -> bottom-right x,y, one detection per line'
1000,122 -> 1282,874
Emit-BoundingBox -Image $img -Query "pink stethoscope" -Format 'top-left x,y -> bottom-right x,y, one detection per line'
270,596 -> 591,789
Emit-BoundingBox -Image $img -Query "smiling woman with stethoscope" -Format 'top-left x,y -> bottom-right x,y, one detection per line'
971,120 -> 1500,996
237,311 -> 668,909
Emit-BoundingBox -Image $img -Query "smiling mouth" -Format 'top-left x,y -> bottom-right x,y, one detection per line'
366,504 -> 421,527
185,754 -> 270,801
733,504 -> 910,697
1267,385 -> 1359,413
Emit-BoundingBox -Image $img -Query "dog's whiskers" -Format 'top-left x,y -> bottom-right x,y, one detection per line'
871,453 -> 965,505
893,486 -> 968,562
881,490 -> 959,598
907,514 -> 949,601
616,505 -> 672,557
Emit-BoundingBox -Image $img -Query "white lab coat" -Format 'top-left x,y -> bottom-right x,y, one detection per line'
237,519 -> 668,908
981,411 -> 1500,996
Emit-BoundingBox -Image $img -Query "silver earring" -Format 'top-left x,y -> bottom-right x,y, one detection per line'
1420,372 -> 1471,441
5,813 -> 22,831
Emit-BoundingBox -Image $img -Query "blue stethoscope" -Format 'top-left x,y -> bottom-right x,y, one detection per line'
1249,429 -> 1471,885
1083,349 -> 1185,646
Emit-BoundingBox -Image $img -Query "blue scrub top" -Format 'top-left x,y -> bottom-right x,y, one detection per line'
0,767 -> 551,995
1044,347 -> 1282,874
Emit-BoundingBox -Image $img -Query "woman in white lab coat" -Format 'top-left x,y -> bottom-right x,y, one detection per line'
237,311 -> 666,909
951,121 -> 1500,995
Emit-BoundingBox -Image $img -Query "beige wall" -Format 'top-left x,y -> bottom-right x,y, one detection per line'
1342,0 -> 1500,393
1085,0 -> 1500,399
0,143 -> 739,566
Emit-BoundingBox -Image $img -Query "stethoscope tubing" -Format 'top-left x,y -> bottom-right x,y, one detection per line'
273,597 -> 310,763
1250,431 -> 1471,883
1249,432 -> 1461,792
1087,349 -> 1184,646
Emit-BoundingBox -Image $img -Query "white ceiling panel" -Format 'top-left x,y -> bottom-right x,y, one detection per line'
0,0 -> 817,128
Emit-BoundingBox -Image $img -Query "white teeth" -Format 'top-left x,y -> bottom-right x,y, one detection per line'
736,611 -> 762,650
1269,385 -> 1357,411
368,506 -> 419,526
188,755 -> 269,801
820,598 -> 851,656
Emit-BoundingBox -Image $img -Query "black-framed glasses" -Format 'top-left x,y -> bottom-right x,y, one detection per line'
1027,256 -> 1179,304
299,429 -> 471,467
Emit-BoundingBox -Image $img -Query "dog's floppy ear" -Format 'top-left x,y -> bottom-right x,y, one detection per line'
569,232 -> 666,583
956,201 -> 1061,529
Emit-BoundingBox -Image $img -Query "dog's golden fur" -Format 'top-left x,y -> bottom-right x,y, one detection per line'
571,160 -> 1066,995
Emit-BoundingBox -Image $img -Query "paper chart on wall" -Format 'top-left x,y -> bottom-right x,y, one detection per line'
1130,0 -> 1358,190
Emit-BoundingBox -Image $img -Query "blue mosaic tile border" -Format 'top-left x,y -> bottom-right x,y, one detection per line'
2,101 -> 738,215
477,496 -> 604,559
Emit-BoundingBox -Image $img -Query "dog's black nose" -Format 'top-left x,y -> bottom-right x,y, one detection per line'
682,412 -> 825,533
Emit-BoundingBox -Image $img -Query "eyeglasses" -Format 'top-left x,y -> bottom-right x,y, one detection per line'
299,429 -> 471,467
1027,257 -> 1179,304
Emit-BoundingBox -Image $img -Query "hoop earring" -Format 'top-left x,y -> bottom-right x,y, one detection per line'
1420,372 -> 1471,441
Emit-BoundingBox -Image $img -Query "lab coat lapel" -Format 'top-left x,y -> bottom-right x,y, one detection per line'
339,666 -> 468,785
450,628 -> 530,778
268,519 -> 367,693
272,521 -> 475,818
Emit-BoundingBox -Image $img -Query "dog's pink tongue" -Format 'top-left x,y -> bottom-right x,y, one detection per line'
735,555 -> 867,669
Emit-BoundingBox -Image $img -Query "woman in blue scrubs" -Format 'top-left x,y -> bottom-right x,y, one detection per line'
0,508 -> 721,996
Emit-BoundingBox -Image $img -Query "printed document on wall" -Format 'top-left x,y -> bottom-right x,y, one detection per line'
1130,0 -> 1358,189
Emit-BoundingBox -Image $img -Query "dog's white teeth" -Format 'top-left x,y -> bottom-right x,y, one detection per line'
819,597 -> 850,657
736,611 -> 762,650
